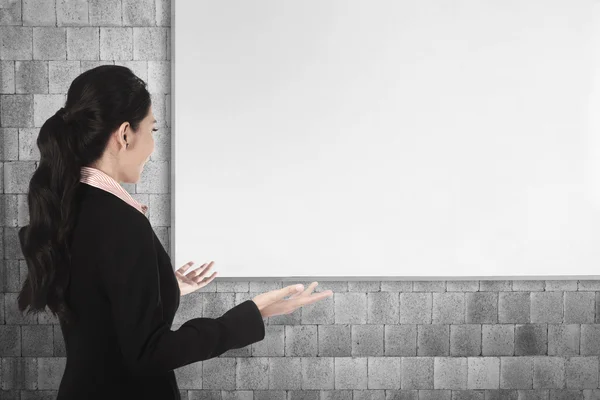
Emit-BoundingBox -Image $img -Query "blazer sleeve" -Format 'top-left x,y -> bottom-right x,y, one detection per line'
100,215 -> 266,376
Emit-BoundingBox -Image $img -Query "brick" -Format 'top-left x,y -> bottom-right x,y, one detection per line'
499,292 -> 530,323
21,325 -> 53,356
450,324 -> 481,356
500,357 -> 533,389
149,126 -> 169,161
0,0 -> 22,25
166,28 -> 170,60
114,60 -> 147,81
318,325 -> 351,357
53,324 -> 66,356
0,325 -> 21,356
49,61 -> 81,94
236,357 -> 268,390
482,324 -> 513,356
174,359 -> 203,389
3,259 -> 20,291
123,0 -> 155,26
147,60 -> 170,93
530,292 -> 563,323
565,291 -> 595,323
434,357 -> 467,389
1,128 -> 19,161
545,280 -> 578,291
401,357 -> 433,389
515,324 -> 547,356
384,324 -> 416,356
512,280 -> 544,291
165,93 -> 170,127
1,357 -> 38,390
19,128 -> 41,161
565,356 -> 598,389
3,227 -> 22,259
480,280 -> 511,291
348,281 -> 380,292
133,27 -> 167,60
81,60 -> 112,72
1,195 -> 17,226
0,61 -> 15,93
466,292 -> 498,323
467,357 -> 499,389
334,293 -> 367,324
1,94 -> 34,127
148,193 -> 170,226
251,325 -> 284,357
433,292 -> 465,324
156,0 -> 170,26
400,292 -> 431,324
67,27 -> 100,61
17,195 -> 29,226
533,357 -> 564,388
33,28 -> 67,61
100,27 -> 133,61
283,325 -> 316,357
418,324 -> 449,356
412,281 -> 444,292
56,0 -> 88,26
201,357 -> 235,389
581,324 -> 600,355
33,94 -> 66,128
0,27 -> 33,60
89,0 -> 121,26
4,292 -> 37,324
136,160 -> 169,193
351,324 -> 383,356
3,161 -> 36,194
367,357 -> 400,389
22,0 -> 55,26
149,92 -> 165,127
548,324 -> 579,356
37,357 -> 65,389
267,357 -> 303,389
367,292 -> 398,324
15,61 -> 48,94
153,226 -> 168,253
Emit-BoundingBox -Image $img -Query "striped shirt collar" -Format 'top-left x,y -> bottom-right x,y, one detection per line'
79,166 -> 148,216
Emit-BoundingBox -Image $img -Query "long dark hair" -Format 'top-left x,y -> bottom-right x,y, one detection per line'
17,65 -> 152,325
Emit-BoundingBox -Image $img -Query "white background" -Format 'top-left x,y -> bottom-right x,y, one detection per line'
172,0 -> 600,278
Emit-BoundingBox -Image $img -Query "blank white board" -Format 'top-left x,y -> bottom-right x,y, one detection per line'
172,0 -> 600,278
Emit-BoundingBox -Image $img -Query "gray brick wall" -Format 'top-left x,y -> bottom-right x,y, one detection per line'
2,1 -> 600,399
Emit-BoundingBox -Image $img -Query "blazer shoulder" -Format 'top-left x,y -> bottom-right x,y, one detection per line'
79,184 -> 152,242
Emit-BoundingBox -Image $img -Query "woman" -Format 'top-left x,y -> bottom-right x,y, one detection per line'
16,65 -> 333,400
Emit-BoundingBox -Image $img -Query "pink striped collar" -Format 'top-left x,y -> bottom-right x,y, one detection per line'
80,166 -> 148,216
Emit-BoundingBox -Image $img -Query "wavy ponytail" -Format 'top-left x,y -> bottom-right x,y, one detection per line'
17,65 -> 152,325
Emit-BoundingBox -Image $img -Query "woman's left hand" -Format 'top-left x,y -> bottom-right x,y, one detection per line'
176,261 -> 217,296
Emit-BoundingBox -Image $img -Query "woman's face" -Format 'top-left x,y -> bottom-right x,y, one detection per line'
118,106 -> 157,184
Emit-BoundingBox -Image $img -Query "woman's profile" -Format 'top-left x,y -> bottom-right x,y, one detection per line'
16,65 -> 333,400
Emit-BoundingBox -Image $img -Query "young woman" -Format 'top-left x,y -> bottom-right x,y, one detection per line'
16,65 -> 333,400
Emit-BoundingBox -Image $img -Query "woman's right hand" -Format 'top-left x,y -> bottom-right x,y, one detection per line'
252,282 -> 333,318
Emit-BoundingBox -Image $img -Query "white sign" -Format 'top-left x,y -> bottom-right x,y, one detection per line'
173,0 -> 600,278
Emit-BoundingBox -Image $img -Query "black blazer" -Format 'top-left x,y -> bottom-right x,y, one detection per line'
52,182 -> 265,399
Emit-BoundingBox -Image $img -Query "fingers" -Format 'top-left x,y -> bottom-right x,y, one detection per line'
177,261 -> 195,273
272,282 -> 316,303
195,271 -> 217,286
294,290 -> 333,307
186,261 -> 215,279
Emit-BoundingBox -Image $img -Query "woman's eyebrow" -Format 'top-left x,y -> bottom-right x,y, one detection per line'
153,119 -> 157,123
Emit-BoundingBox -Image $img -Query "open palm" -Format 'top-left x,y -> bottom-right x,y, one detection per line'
175,261 -> 217,296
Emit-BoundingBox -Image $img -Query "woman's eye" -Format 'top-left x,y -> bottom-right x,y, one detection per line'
152,128 -> 158,133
